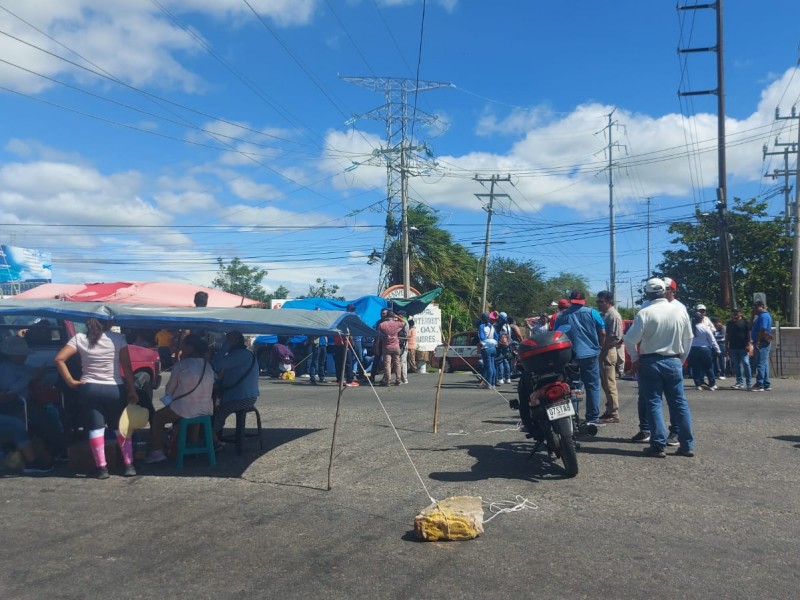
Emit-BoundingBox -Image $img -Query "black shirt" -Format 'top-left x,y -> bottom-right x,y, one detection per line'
725,318 -> 750,350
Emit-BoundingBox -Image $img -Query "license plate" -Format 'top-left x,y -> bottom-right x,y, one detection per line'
546,401 -> 575,421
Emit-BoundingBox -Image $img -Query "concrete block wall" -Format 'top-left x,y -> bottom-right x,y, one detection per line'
773,325 -> 800,377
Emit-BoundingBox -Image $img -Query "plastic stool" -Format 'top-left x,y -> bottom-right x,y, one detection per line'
175,415 -> 216,468
222,406 -> 264,456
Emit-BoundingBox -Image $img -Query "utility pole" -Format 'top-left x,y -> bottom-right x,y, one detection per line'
678,0 -> 736,310
775,106 -> 800,325
644,196 -> 654,277
341,76 -> 452,297
475,174 -> 511,313
763,137 -> 796,237
599,110 -> 622,301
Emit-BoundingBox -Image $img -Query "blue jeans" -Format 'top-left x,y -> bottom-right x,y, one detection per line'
495,346 -> 510,382
688,346 -> 715,388
729,348 -> 751,386
481,345 -> 497,386
576,356 -> 601,423
638,355 -> 694,451
754,344 -> 771,389
637,386 -> 679,435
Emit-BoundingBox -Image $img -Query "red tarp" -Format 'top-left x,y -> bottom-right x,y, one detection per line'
13,282 -> 262,308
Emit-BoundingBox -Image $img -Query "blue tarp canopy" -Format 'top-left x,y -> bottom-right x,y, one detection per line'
281,287 -> 442,328
0,300 -> 379,337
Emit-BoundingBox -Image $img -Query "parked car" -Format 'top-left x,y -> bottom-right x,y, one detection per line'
430,331 -> 481,373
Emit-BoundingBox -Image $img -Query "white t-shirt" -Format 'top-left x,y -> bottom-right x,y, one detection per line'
67,331 -> 127,385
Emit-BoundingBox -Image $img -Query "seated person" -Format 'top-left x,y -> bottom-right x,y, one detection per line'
144,334 -> 214,463
211,332 -> 259,444
272,337 -> 295,376
0,337 -> 66,460
0,414 -> 53,474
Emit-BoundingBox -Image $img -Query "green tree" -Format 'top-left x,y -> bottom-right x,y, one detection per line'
265,285 -> 291,305
375,204 -> 481,325
211,257 -> 270,303
300,278 -> 344,300
486,257 -> 548,319
658,198 -> 790,319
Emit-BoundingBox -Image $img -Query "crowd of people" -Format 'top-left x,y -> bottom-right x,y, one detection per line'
482,276 -> 775,459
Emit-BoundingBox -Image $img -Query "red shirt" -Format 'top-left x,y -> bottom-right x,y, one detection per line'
377,319 -> 406,352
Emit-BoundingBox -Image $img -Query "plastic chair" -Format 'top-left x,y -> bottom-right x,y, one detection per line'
175,415 -> 216,468
222,406 -> 263,456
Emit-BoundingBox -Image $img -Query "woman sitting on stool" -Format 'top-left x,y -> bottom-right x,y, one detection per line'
211,331 -> 259,444
145,334 -> 214,464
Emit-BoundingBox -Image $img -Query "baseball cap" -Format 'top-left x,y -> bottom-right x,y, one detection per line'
557,298 -> 569,310
645,278 -> 666,294
696,304 -> 707,311
663,277 -> 678,291
568,290 -> 586,305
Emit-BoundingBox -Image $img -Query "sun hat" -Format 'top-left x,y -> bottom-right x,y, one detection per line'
0,336 -> 30,357
489,310 -> 499,321
118,405 -> 149,438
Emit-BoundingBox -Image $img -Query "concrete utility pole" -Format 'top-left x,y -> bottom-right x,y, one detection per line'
763,138 -> 796,237
774,106 -> 800,326
475,174 -> 511,313
341,76 -> 452,297
678,0 -> 736,311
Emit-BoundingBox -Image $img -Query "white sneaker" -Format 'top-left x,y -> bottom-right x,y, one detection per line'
718,376 -> 726,380
505,379 -> 511,384
696,386 -> 703,391
709,385 -> 718,391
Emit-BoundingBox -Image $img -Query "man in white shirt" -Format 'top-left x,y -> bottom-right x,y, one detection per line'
624,278 -> 696,458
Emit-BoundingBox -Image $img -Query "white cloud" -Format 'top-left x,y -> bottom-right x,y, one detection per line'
229,177 -> 281,202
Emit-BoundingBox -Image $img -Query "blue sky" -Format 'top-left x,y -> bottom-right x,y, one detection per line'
0,0 -> 799,308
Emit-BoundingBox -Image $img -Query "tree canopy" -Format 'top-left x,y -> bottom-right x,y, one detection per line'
657,198 -> 790,319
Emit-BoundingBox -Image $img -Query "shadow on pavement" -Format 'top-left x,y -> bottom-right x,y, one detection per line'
772,434 -> 800,449
428,440 -> 576,482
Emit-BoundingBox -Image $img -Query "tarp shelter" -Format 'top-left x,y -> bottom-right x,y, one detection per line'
0,300 -> 378,337
13,282 -> 262,308
281,287 -> 442,327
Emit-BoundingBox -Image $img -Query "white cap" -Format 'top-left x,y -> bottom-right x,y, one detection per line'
696,304 -> 706,310
645,278 -> 666,293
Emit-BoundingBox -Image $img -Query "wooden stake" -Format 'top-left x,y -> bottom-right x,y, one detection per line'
327,331 -> 350,490
433,316 -> 453,433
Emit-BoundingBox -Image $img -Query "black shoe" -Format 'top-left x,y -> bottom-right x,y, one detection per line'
96,466 -> 110,479
123,464 -> 137,477
309,378 -> 318,386
674,447 -> 695,457
642,445 -> 666,458
631,431 -> 650,443
666,432 -> 679,447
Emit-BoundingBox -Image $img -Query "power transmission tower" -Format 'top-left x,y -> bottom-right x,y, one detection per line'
599,110 -> 623,302
341,76 -> 452,296
773,106 -> 800,325
474,174 -> 511,313
678,0 -> 736,310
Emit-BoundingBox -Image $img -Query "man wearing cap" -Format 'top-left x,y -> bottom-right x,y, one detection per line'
624,278 -> 695,458
595,291 -> 622,423
554,291 -> 606,425
695,304 -> 713,329
726,307 -> 752,389
751,300 -> 772,392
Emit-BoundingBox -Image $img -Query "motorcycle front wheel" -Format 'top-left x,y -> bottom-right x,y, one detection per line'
553,417 -> 579,478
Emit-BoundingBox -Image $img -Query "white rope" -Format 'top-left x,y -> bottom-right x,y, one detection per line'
482,496 -> 539,523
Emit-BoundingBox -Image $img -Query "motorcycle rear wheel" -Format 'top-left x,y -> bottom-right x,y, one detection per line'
553,417 -> 579,478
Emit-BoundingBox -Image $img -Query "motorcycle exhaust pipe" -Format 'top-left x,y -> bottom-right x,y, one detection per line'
582,422 -> 598,436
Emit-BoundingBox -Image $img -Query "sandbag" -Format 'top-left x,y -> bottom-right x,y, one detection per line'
414,496 -> 484,542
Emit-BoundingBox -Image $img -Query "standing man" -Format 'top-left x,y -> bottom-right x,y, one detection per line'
624,278 -> 695,458
596,291 -> 622,424
751,300 -> 772,392
554,290 -> 606,426
725,307 -> 752,390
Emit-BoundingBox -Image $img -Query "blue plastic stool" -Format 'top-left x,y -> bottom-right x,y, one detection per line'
175,415 -> 216,468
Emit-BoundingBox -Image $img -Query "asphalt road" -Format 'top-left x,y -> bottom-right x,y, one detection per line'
2,370 -> 799,599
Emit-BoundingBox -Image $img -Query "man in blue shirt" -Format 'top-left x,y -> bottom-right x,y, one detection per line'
750,300 -> 772,391
555,290 -> 606,424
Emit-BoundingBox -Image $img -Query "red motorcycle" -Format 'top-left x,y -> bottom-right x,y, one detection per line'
510,329 -> 583,478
